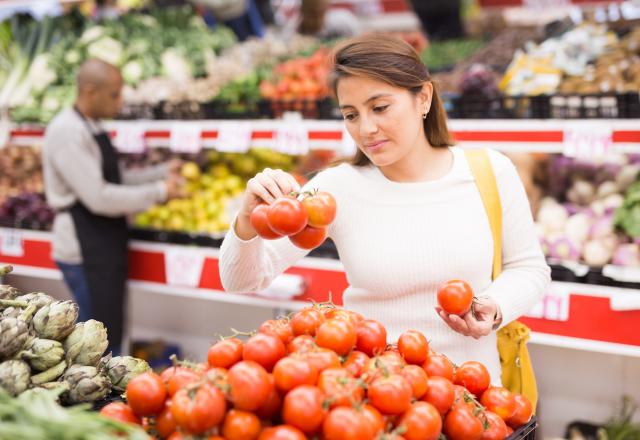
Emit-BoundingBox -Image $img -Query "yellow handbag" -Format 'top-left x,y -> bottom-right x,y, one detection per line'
464,149 -> 539,411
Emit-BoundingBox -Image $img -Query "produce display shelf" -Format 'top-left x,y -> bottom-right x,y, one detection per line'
2,227 -> 640,358
7,119 -> 640,154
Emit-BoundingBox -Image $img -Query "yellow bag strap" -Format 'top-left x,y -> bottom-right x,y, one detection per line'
464,149 -> 503,279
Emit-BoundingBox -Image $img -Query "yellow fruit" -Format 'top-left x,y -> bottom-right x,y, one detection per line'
181,162 -> 201,180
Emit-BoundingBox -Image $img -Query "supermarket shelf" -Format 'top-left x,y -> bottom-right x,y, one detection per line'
529,333 -> 640,358
5,263 -> 63,281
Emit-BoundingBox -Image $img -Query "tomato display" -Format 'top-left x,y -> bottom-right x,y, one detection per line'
437,279 -> 474,315
422,352 -> 455,381
207,338 -> 243,369
397,330 -> 429,364
126,372 -> 167,417
454,360 -> 491,397
99,402 -> 141,425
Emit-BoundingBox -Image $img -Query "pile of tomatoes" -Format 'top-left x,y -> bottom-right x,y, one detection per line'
100,304 -> 533,440
250,190 -> 336,250
259,49 -> 330,102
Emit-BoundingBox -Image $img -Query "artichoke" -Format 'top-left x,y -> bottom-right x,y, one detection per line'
0,317 -> 30,358
20,292 -> 54,311
62,365 -> 111,404
0,285 -> 21,300
31,360 -> 67,384
0,360 -> 30,396
63,320 -> 109,366
19,338 -> 65,371
1,307 -> 22,319
32,300 -> 78,340
103,355 -> 150,392
0,265 -> 12,276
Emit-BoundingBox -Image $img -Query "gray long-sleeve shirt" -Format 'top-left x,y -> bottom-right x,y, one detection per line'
42,107 -> 168,264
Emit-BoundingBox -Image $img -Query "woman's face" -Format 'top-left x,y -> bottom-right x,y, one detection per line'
337,75 -> 432,168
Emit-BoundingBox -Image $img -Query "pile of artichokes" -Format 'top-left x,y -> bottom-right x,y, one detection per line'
0,265 -> 150,404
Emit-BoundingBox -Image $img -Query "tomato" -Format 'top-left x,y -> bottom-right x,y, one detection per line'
291,308 -> 325,336
452,384 -> 476,411
207,338 -> 243,369
361,404 -> 385,438
421,376 -> 455,416
99,402 -> 141,425
258,425 -> 306,440
289,225 -> 327,249
480,387 -> 517,420
171,383 -> 226,435
156,404 -> 177,439
251,204 -> 283,239
368,374 -> 413,415
161,366 -> 202,397
343,350 -> 369,378
167,433 -> 185,440
255,374 -> 282,420
223,409 -> 262,440
421,353 -> 454,381
301,191 -> 336,228
267,197 -> 308,236
454,361 -> 490,397
355,319 -> 387,357
397,401 -> 442,440
283,385 -> 328,434
303,347 -> 341,374
362,353 -> 404,384
205,367 -> 229,390
481,411 -> 509,440
443,406 -> 484,440
243,333 -> 286,372
326,309 -> 364,326
323,407 -> 371,440
228,361 -> 273,411
315,318 -> 357,356
437,279 -> 474,315
318,368 -> 364,408
397,330 -> 429,365
287,334 -> 316,353
273,356 -> 318,392
260,319 -> 294,345
506,394 -> 533,429
126,372 -> 167,417
401,364 -> 429,399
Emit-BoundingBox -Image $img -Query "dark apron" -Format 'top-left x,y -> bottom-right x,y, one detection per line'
70,108 -> 129,351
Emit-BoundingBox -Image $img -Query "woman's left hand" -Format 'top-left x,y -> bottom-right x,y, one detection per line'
436,296 -> 501,339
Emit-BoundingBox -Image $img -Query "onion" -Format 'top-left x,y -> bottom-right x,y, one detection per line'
611,243 -> 640,267
583,239 -> 614,267
589,214 -> 614,239
564,213 -> 592,244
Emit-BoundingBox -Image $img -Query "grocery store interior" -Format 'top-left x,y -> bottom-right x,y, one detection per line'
0,0 -> 639,439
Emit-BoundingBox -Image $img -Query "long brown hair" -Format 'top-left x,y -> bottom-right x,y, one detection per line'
329,34 -> 454,166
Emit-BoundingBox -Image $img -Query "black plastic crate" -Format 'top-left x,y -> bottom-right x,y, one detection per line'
508,416 -> 538,440
450,95 -> 548,119
156,100 -> 208,120
204,100 -> 264,120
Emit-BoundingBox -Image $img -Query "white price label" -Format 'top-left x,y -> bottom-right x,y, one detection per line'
0,229 -> 24,257
525,283 -> 570,321
114,124 -> 146,154
215,122 -> 252,153
170,124 -> 202,154
164,247 -> 206,287
276,114 -> 309,156
563,123 -> 612,158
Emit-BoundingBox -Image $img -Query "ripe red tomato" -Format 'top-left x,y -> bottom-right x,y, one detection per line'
171,383 -> 226,435
258,425 -> 306,440
267,197 -> 308,236
506,425 -> 514,436
506,394 -> 533,428
250,204 -> 283,239
315,318 -> 357,356
480,386 -> 517,420
99,402 -> 141,425
444,406 -> 484,440
222,409 -> 262,440
452,384 -> 476,411
368,374 -> 413,415
361,404 -> 385,438
287,334 -> 316,353
454,361 -> 491,397
289,225 -> 327,249
362,352 -> 404,384
273,356 -> 318,392
283,385 -> 328,434
243,332 -> 286,372
255,374 -> 282,420
260,319 -> 294,345
421,353 -> 454,381
156,404 -> 177,439
398,330 -> 429,364
401,364 -> 429,399
397,401 -> 443,440
325,309 -> 364,326
355,319 -> 387,357
481,411 -> 509,440
421,376 -> 455,416
318,367 -> 364,408
323,407 -> 371,440
303,348 -> 341,374
126,371 -> 167,417
207,338 -> 243,369
301,191 -> 336,228
161,366 -> 202,397
228,361 -> 273,411
343,350 -> 369,378
291,308 -> 325,336
437,279 -> 474,315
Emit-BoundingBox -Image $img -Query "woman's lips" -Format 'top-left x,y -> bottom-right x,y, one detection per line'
364,140 -> 387,151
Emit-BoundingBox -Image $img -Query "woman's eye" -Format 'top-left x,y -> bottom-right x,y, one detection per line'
344,113 -> 357,121
373,105 -> 389,113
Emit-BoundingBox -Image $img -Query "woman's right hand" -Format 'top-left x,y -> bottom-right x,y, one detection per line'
235,168 -> 301,240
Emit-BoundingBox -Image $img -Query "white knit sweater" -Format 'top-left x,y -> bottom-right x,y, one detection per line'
219,147 -> 551,383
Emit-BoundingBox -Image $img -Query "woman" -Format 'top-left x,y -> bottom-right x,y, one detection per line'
219,34 -> 550,383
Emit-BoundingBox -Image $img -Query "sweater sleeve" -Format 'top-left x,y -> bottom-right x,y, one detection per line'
120,163 -> 170,185
481,151 -> 551,327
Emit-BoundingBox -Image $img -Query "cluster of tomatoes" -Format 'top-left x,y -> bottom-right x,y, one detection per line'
250,190 -> 336,250
259,49 -> 330,102
100,302 -> 533,440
